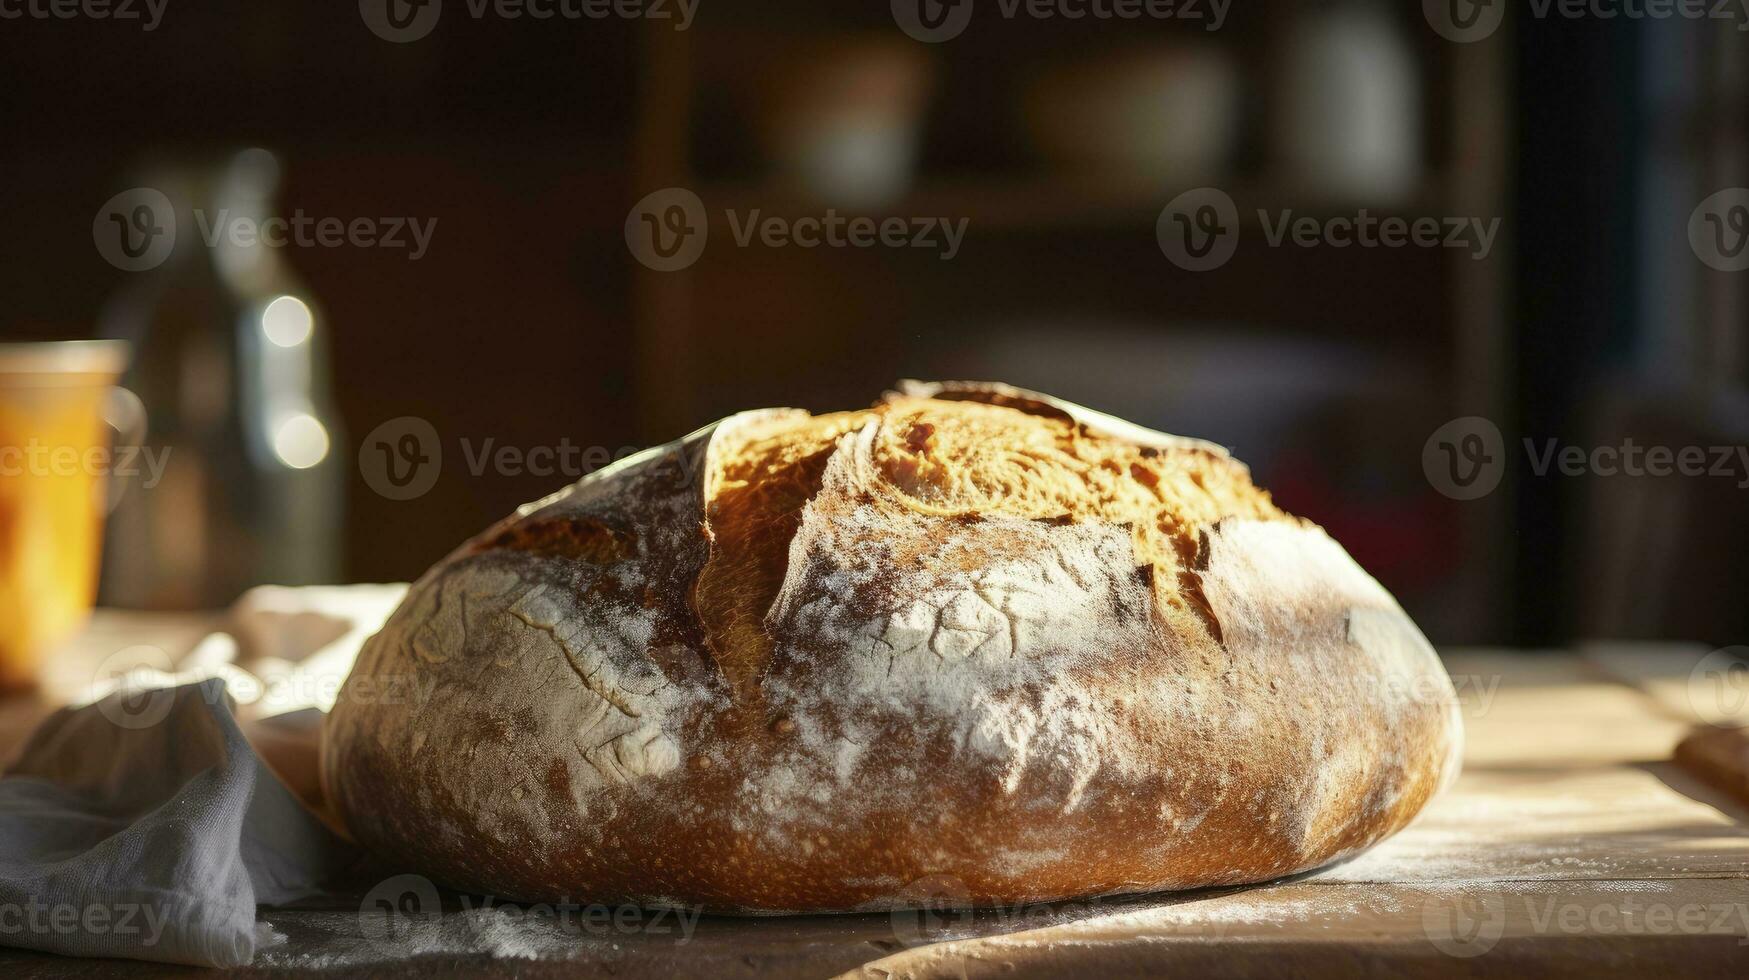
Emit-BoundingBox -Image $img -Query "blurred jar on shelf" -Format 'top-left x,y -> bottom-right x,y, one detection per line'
751,37 -> 937,209
1274,0 -> 1422,201
1022,43 -> 1240,185
99,148 -> 344,610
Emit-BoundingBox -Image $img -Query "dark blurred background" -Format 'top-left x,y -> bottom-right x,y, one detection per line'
1,1 -> 1743,648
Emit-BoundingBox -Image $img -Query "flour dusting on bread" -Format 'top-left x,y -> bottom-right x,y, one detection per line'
322,382 -> 1463,911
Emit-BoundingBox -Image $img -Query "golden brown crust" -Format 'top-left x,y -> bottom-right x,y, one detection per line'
694,410 -> 871,713
321,384 -> 1463,910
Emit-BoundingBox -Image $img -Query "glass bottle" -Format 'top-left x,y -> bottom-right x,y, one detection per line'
99,148 -> 343,609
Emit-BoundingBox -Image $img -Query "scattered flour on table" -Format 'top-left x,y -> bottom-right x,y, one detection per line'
253,908 -> 628,969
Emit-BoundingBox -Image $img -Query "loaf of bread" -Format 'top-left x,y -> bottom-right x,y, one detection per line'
322,381 -> 1462,910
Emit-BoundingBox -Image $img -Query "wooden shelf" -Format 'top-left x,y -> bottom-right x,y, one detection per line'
694,173 -> 1457,232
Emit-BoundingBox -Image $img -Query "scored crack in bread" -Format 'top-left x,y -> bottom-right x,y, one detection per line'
322,381 -> 1464,911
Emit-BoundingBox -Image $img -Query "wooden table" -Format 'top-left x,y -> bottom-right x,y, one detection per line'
2,617 -> 1746,978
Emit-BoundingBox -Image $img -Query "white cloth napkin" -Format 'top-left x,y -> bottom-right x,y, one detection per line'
0,584 -> 406,967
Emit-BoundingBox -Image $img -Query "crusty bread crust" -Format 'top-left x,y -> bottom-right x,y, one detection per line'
321,382 -> 1463,910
